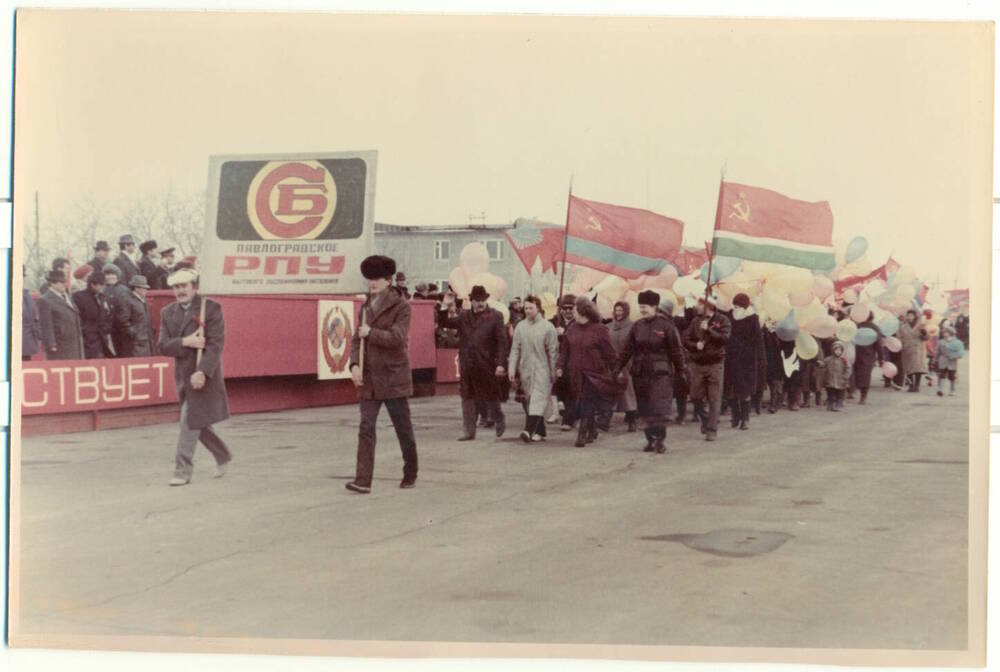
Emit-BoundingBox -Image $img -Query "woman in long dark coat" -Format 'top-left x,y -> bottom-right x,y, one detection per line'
556,296 -> 620,447
616,290 -> 687,454
723,293 -> 763,430
853,310 -> 885,404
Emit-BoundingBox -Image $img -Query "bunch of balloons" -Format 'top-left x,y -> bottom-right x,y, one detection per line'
448,243 -> 509,302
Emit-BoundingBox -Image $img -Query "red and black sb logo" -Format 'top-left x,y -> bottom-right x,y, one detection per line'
216,158 -> 367,240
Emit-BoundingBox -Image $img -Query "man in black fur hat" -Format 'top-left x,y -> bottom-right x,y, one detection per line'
345,255 -> 419,494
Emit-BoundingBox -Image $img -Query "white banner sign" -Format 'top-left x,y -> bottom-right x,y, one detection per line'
199,151 -> 377,295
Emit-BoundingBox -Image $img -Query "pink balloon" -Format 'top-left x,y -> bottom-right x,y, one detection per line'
789,290 -> 814,307
627,277 -> 648,292
492,274 -> 508,301
813,276 -> 834,300
884,336 -> 902,353
459,243 -> 490,276
850,302 -> 870,323
804,314 -> 837,339
643,265 -> 678,290
881,362 -> 898,378
448,266 -> 470,298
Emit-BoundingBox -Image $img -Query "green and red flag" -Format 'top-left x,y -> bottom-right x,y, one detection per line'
565,195 -> 684,279
711,181 -> 835,271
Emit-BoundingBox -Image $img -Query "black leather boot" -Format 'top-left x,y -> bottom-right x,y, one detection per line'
739,399 -> 750,430
729,399 -> 740,428
626,411 -> 637,432
643,428 -> 655,452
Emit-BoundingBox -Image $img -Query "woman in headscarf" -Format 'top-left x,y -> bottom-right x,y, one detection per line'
556,296 -> 620,447
615,290 -> 687,453
608,300 -> 638,432
722,293 -> 763,430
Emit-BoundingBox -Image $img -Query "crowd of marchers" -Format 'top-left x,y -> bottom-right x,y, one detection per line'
436,285 -> 970,454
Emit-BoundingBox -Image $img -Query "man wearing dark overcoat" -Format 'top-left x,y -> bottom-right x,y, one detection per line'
345,255 -> 418,494
157,266 -> 232,486
438,285 -> 509,441
113,234 -> 141,285
72,270 -> 116,358
37,270 -> 85,360
21,265 -> 41,361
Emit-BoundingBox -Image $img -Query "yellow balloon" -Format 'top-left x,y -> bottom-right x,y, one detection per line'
795,332 -> 819,360
836,319 -> 858,343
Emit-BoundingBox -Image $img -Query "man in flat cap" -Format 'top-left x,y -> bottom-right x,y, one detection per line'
114,234 -> 141,285
37,269 -> 85,360
138,240 -> 160,288
345,255 -> 418,494
87,240 -> 111,275
119,275 -> 154,357
439,285 -> 508,441
157,265 -> 232,486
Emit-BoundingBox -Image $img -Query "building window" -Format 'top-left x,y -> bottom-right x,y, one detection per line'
434,240 -> 450,261
484,239 -> 504,261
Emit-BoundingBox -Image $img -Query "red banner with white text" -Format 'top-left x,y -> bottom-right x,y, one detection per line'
21,357 -> 178,415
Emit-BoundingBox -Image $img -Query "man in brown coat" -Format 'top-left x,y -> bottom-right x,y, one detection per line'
345,255 -> 418,494
37,270 -> 85,360
157,266 -> 232,486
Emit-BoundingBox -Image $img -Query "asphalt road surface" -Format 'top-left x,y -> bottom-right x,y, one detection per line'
13,364 -> 968,650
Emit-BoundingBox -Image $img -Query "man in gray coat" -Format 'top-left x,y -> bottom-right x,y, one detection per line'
157,266 -> 232,486
118,275 -> 154,357
345,255 -> 418,494
37,270 -> 84,360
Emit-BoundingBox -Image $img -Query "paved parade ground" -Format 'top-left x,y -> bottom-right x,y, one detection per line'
13,365 -> 969,651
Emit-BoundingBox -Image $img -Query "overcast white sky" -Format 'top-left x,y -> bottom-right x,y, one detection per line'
13,10 -> 992,288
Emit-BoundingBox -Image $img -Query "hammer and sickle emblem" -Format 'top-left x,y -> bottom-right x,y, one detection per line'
729,193 -> 751,223
586,215 -> 603,232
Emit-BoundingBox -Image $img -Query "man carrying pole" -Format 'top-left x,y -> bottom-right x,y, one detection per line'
157,265 -> 233,486
345,255 -> 419,494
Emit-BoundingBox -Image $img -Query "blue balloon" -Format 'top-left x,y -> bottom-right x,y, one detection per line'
776,315 -> 799,342
699,256 -> 741,284
854,327 -> 878,346
944,339 -> 965,359
846,236 -> 868,264
877,316 -> 899,337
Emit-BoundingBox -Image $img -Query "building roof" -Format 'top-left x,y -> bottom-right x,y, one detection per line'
375,221 -> 518,234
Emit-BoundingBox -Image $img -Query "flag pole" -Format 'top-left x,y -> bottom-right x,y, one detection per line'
705,166 -> 726,299
557,174 -> 574,300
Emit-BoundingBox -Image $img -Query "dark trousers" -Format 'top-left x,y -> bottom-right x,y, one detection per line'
462,398 -> 502,437
690,362 -> 724,433
521,400 -> 547,437
355,397 -> 418,488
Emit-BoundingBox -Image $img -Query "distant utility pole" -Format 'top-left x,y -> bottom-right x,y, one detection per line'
34,191 -> 41,275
